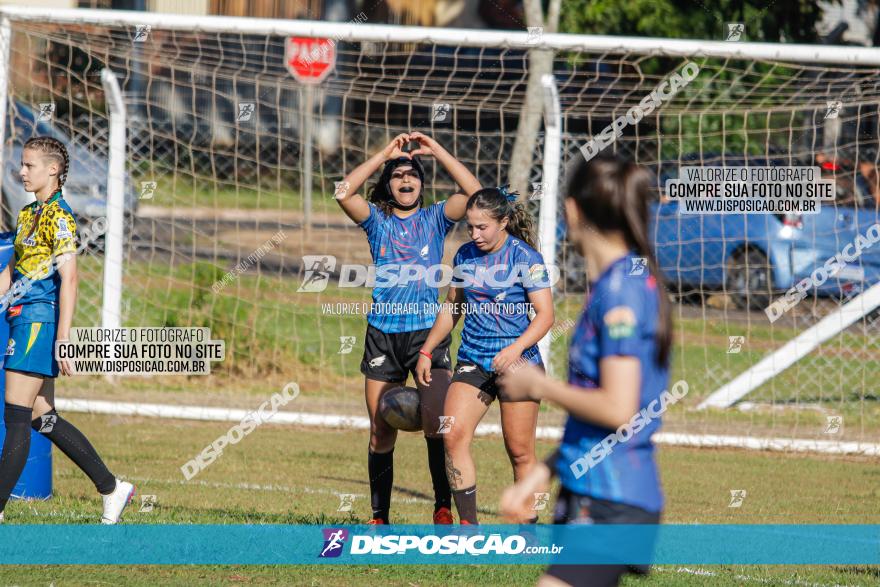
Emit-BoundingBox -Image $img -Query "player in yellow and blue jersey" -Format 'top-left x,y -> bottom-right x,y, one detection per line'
499,155 -> 674,587
0,137 -> 134,524
415,186 -> 555,525
335,132 -> 480,524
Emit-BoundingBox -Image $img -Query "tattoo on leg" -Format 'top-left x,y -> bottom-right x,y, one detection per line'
445,452 -> 463,490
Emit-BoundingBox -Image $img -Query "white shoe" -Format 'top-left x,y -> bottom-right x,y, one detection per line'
101,479 -> 135,525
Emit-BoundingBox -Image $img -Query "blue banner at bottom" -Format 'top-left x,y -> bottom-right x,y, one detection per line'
0,525 -> 877,565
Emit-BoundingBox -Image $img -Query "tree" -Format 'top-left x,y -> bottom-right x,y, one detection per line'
559,0 -> 835,43
508,0 -> 561,197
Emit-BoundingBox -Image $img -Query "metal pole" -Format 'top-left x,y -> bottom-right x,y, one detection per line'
0,17 -> 12,224
100,69 -> 126,332
538,73 -> 561,375
303,84 -> 314,232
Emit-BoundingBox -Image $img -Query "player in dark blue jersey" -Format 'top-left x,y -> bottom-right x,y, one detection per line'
336,132 -> 480,524
498,155 -> 674,587
0,137 -> 133,524
415,187 -> 554,525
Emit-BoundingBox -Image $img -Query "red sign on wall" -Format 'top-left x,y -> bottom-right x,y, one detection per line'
285,37 -> 336,84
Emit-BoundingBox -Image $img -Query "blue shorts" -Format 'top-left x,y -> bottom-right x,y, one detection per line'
4,321 -> 58,378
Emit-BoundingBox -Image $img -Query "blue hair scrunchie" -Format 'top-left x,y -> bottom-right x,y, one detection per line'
498,184 -> 518,203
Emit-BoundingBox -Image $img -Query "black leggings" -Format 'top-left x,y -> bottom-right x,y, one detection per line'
545,487 -> 661,587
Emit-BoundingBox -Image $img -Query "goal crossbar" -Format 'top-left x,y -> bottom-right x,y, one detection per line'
2,6 -> 880,65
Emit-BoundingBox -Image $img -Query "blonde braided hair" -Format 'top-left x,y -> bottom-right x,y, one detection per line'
23,136 -> 69,190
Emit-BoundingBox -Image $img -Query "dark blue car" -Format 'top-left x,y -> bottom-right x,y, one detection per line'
559,153 -> 880,310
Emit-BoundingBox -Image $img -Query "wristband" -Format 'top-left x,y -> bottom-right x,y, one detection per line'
418,349 -> 432,360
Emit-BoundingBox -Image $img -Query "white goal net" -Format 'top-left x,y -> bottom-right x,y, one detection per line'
2,7 -> 879,453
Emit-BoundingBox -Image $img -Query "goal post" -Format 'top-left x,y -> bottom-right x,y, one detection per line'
1,5 -> 879,454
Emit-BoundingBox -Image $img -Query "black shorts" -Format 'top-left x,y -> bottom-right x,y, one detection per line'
360,324 -> 452,383
546,487 -> 661,587
450,360 -> 543,402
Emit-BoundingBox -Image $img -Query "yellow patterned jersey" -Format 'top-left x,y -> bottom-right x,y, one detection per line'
11,190 -> 77,315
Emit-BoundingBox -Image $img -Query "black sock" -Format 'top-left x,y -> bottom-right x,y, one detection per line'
368,449 -> 393,522
425,437 -> 451,512
452,485 -> 478,524
32,409 -> 116,495
0,403 -> 35,513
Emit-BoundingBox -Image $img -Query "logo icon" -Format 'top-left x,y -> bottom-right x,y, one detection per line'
298,255 -> 336,293
38,102 -> 55,122
728,489 -> 747,508
824,100 -> 842,120
338,336 -> 356,355
532,492 -> 550,511
56,218 -> 72,240
530,182 -> 543,201
139,494 -> 157,513
133,24 -> 151,42
334,181 -> 350,200
368,355 -> 387,369
5,339 -> 15,356
526,27 -> 543,45
456,365 -> 476,374
37,414 -> 57,434
629,257 -> 647,276
725,23 -> 744,41
319,528 -> 349,558
727,336 -> 745,354
237,102 -> 255,122
824,415 -> 842,434
437,415 -> 455,434
420,244 -> 429,260
337,494 -> 356,513
432,103 -> 450,122
494,291 -> 507,303
140,181 -> 157,200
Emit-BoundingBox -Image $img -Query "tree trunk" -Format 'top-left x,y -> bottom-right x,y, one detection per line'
508,0 -> 560,199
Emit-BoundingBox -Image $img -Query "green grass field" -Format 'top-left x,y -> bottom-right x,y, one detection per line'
66,252 -> 880,442
0,413 -> 877,585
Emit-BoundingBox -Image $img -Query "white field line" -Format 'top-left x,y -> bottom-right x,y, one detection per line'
55,398 -> 880,457
119,476 -> 432,505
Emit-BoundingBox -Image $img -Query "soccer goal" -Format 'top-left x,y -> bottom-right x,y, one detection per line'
1,5 -> 879,456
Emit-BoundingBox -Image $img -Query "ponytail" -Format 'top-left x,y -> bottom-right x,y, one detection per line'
466,186 -> 538,249
565,156 -> 672,366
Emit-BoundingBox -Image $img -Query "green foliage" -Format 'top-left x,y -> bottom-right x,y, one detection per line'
560,0 -> 835,43
557,1 -> 836,156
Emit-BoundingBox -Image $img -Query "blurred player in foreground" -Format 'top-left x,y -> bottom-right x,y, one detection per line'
499,155 -> 673,586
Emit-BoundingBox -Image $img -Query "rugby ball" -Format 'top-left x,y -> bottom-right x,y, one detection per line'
379,386 -> 422,432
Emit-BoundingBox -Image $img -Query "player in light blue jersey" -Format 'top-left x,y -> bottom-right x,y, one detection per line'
336,132 -> 480,524
415,186 -> 554,525
499,155 -> 674,587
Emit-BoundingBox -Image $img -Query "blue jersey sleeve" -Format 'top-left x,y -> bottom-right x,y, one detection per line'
358,203 -> 380,242
432,201 -> 456,235
595,281 -> 648,358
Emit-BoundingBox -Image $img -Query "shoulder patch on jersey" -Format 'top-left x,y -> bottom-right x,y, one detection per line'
603,305 -> 637,339
56,216 -> 72,240
528,263 -> 547,285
